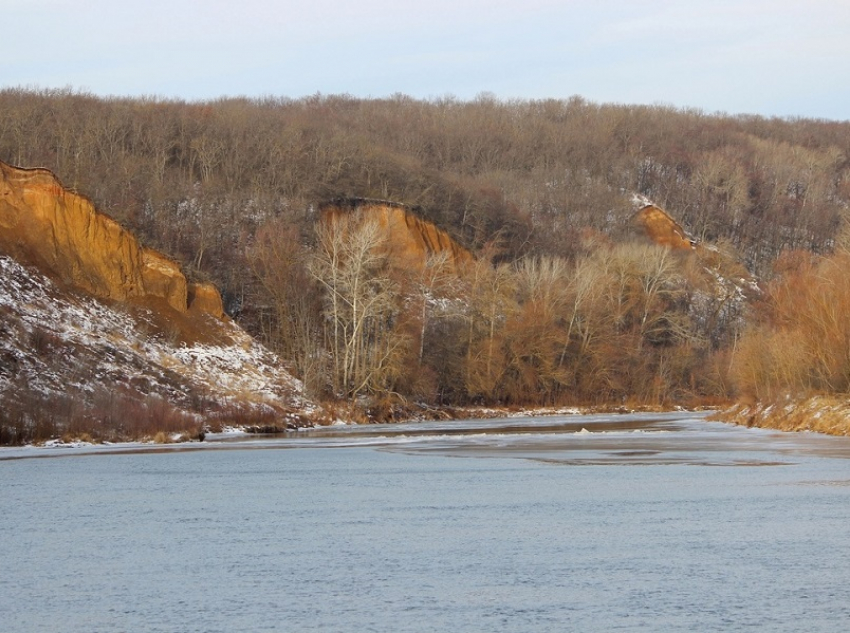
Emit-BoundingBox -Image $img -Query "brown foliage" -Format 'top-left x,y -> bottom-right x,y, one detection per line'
4,88 -> 849,412
0,384 -> 204,446
731,248 -> 850,400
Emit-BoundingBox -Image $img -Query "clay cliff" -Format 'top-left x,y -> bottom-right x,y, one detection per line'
633,203 -> 696,250
319,198 -> 473,270
324,197 -> 693,265
0,160 -> 222,319
0,159 -> 315,444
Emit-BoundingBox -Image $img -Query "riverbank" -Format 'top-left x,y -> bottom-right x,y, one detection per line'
712,396 -> 850,437
323,401 -> 707,429
3,402 -> 701,450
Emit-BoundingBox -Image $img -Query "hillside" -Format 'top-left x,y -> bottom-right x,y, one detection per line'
4,90 -> 847,285
0,161 -> 316,444
3,90 -> 849,431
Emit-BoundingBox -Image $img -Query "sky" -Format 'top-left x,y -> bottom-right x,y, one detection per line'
3,0 -> 849,121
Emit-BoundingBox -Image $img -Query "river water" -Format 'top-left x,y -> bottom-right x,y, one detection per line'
2,411 -> 850,632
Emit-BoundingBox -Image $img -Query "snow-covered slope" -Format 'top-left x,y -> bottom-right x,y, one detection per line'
0,255 -> 316,443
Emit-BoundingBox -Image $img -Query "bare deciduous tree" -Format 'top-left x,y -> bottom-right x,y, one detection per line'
310,211 -> 407,398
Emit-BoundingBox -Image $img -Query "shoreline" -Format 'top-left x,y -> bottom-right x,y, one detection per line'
710,396 -> 850,437
17,398 -> 850,455
1,404 -> 703,456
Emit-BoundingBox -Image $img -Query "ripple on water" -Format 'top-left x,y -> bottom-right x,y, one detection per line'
3,412 -> 850,632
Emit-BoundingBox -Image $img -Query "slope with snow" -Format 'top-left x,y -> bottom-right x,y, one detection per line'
0,255 -> 317,443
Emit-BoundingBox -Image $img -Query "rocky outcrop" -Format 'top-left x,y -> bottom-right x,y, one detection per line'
0,160 -> 222,318
140,250 -> 188,312
188,282 -> 225,319
633,204 -> 696,250
319,198 -> 473,271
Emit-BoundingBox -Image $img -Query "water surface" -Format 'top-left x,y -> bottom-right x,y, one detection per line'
2,412 -> 850,632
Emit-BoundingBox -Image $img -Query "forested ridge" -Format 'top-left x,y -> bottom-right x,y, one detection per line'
2,87 -> 850,416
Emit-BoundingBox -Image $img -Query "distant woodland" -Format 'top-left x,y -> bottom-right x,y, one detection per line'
3,87 -> 850,412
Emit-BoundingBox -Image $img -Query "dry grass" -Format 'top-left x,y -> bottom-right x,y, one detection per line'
713,396 -> 850,436
0,382 -> 206,445
59,432 -> 97,444
310,400 -> 368,426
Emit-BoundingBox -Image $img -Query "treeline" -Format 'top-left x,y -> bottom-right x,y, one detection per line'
2,87 -> 849,409
251,209 -> 745,407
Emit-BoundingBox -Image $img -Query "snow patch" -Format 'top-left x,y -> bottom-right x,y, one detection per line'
0,255 -> 314,428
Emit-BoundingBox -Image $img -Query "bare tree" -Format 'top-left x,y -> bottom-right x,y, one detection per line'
310,211 -> 406,397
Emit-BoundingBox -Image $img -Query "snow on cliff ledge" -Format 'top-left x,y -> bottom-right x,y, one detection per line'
0,255 -> 315,422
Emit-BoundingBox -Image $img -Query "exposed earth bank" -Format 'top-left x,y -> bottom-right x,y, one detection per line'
712,397 -> 850,436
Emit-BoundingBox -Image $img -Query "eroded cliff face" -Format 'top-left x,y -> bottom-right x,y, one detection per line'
188,282 -> 225,319
320,198 -> 473,271
0,161 -> 314,442
0,160 -> 222,318
633,204 -> 696,250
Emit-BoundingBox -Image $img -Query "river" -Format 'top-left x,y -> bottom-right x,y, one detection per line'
2,411 -> 850,632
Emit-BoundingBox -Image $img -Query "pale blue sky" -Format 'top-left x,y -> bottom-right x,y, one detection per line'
3,0 -> 848,120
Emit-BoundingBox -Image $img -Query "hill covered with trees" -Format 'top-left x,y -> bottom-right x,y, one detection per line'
1,87 -> 849,430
